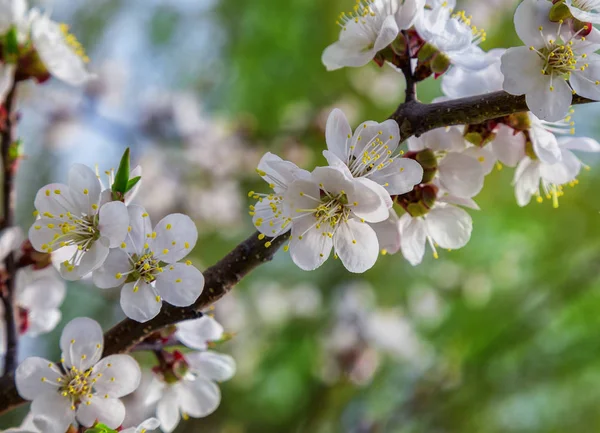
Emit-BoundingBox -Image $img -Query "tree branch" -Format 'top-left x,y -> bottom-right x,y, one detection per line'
391,91 -> 593,141
0,88 -> 596,417
0,230 -> 286,414
0,84 -> 18,376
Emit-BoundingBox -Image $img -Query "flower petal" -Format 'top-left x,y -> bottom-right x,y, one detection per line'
154,263 -> 204,307
126,204 -> 152,254
347,178 -> 392,223
92,354 -> 141,398
501,47 -> 544,96
399,214 -> 427,266
326,108 -> 352,162
176,316 -> 224,350
490,125 -> 526,167
92,248 -> 131,289
369,209 -> 401,255
152,214 -> 198,263
31,395 -> 74,433
60,317 -> 103,371
178,379 -> 221,418
186,351 -> 237,381
16,357 -> 63,400
369,157 -> 423,195
76,396 -> 125,428
34,183 -> 73,217
438,152 -> 484,198
68,163 -> 101,215
333,218 -> 379,273
157,385 -> 181,433
525,76 -> 572,122
98,201 -> 129,247
289,215 -> 333,271
74,236 -> 110,277
514,0 -> 558,46
120,281 -> 162,323
426,206 -> 472,249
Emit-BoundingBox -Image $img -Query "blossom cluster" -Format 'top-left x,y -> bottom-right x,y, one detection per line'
245,0 -> 600,271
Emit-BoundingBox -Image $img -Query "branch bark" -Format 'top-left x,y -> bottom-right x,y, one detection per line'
0,89 -> 596,417
391,91 -> 592,141
0,84 -> 18,376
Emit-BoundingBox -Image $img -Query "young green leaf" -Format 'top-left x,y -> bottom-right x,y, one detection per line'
4,26 -> 19,58
112,147 -> 131,194
125,175 -> 142,193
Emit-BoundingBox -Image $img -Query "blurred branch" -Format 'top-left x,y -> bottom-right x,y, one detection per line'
391,91 -> 592,141
0,231 -> 286,413
0,84 -> 19,377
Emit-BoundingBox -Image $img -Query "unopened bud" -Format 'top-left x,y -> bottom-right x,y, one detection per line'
571,18 -> 592,37
417,43 -> 438,62
391,33 -> 408,56
396,184 -> 438,217
431,52 -> 451,75
463,124 -> 497,147
504,112 -> 532,131
549,1 -> 572,22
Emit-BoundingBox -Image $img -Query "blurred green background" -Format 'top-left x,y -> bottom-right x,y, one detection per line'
4,0 -> 600,431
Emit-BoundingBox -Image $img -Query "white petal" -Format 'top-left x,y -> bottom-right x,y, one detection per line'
289,215 -> 333,271
74,236 -> 110,277
513,158 -> 541,206
462,146 -> 496,175
98,201 -> 129,247
17,267 -> 66,310
396,0 -> 425,29
369,157 -> 423,195
559,136 -> 600,152
0,63 -> 14,104
157,386 -> 181,433
31,395 -> 74,433
125,165 -> 143,204
437,194 -> 481,210
120,281 -> 162,323
31,14 -> 93,86
540,150 -> 581,184
28,218 -> 58,253
0,226 -> 23,262
311,166 -> 352,196
370,209 -> 401,254
399,214 -> 427,266
16,357 -> 63,400
34,183 -> 73,217
490,125 -> 526,167
176,316 -> 224,350
152,214 -> 198,263
514,0 -> 558,46
347,178 -> 392,223
438,152 -> 484,198
253,197 -> 290,238
326,108 -> 352,161
426,206 -> 472,249
566,0 -> 600,23
126,204 -> 152,254
92,354 -> 141,398
333,219 -> 379,273
76,396 -> 125,428
530,123 -> 561,164
501,47 -> 544,96
570,55 -> 600,100
525,76 -> 572,122
154,263 -> 204,307
321,40 -> 374,70
26,309 -> 62,336
186,351 -> 237,381
178,379 -> 221,418
373,14 -> 399,52
60,317 -> 103,371
68,163 -> 101,215
323,150 -> 354,179
92,248 -> 131,289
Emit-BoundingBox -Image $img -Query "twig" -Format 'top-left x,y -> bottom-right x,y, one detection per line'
391,91 -> 592,141
0,84 -> 18,376
400,31 -> 416,103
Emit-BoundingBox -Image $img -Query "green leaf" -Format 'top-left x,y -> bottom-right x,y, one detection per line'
112,147 -> 131,195
4,26 -> 19,58
125,175 -> 141,193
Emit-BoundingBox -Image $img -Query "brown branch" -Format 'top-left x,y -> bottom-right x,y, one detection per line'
391,91 -> 593,141
0,88 -> 597,417
0,84 -> 18,376
0,230 -> 286,414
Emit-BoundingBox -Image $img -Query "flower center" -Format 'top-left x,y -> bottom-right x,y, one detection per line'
347,129 -> 397,179
59,23 -> 89,63
129,248 -> 163,284
311,189 -> 352,235
336,0 -> 391,47
539,42 -> 578,76
60,366 -> 93,403
451,10 -> 487,45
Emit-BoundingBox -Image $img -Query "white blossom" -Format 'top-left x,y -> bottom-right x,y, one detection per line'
93,205 -> 203,323
15,317 -> 141,433
251,152 -> 310,238
414,0 -> 488,70
323,108 -> 423,195
148,351 -> 236,433
501,0 -> 600,121
513,135 -> 600,206
283,166 -> 392,272
408,126 -> 485,198
399,195 -> 477,265
322,0 -> 424,71
441,48 -> 506,98
28,164 -> 129,281
176,315 -> 224,351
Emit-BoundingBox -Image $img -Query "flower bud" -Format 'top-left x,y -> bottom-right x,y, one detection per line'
549,1 -> 572,22
417,43 -> 439,62
431,52 -> 451,76
571,18 -> 592,37
409,149 -> 438,183
504,112 -> 532,131
396,184 -> 438,217
391,33 -> 408,57
464,123 -> 497,147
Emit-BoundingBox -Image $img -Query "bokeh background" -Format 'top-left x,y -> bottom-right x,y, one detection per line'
4,0 -> 600,431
